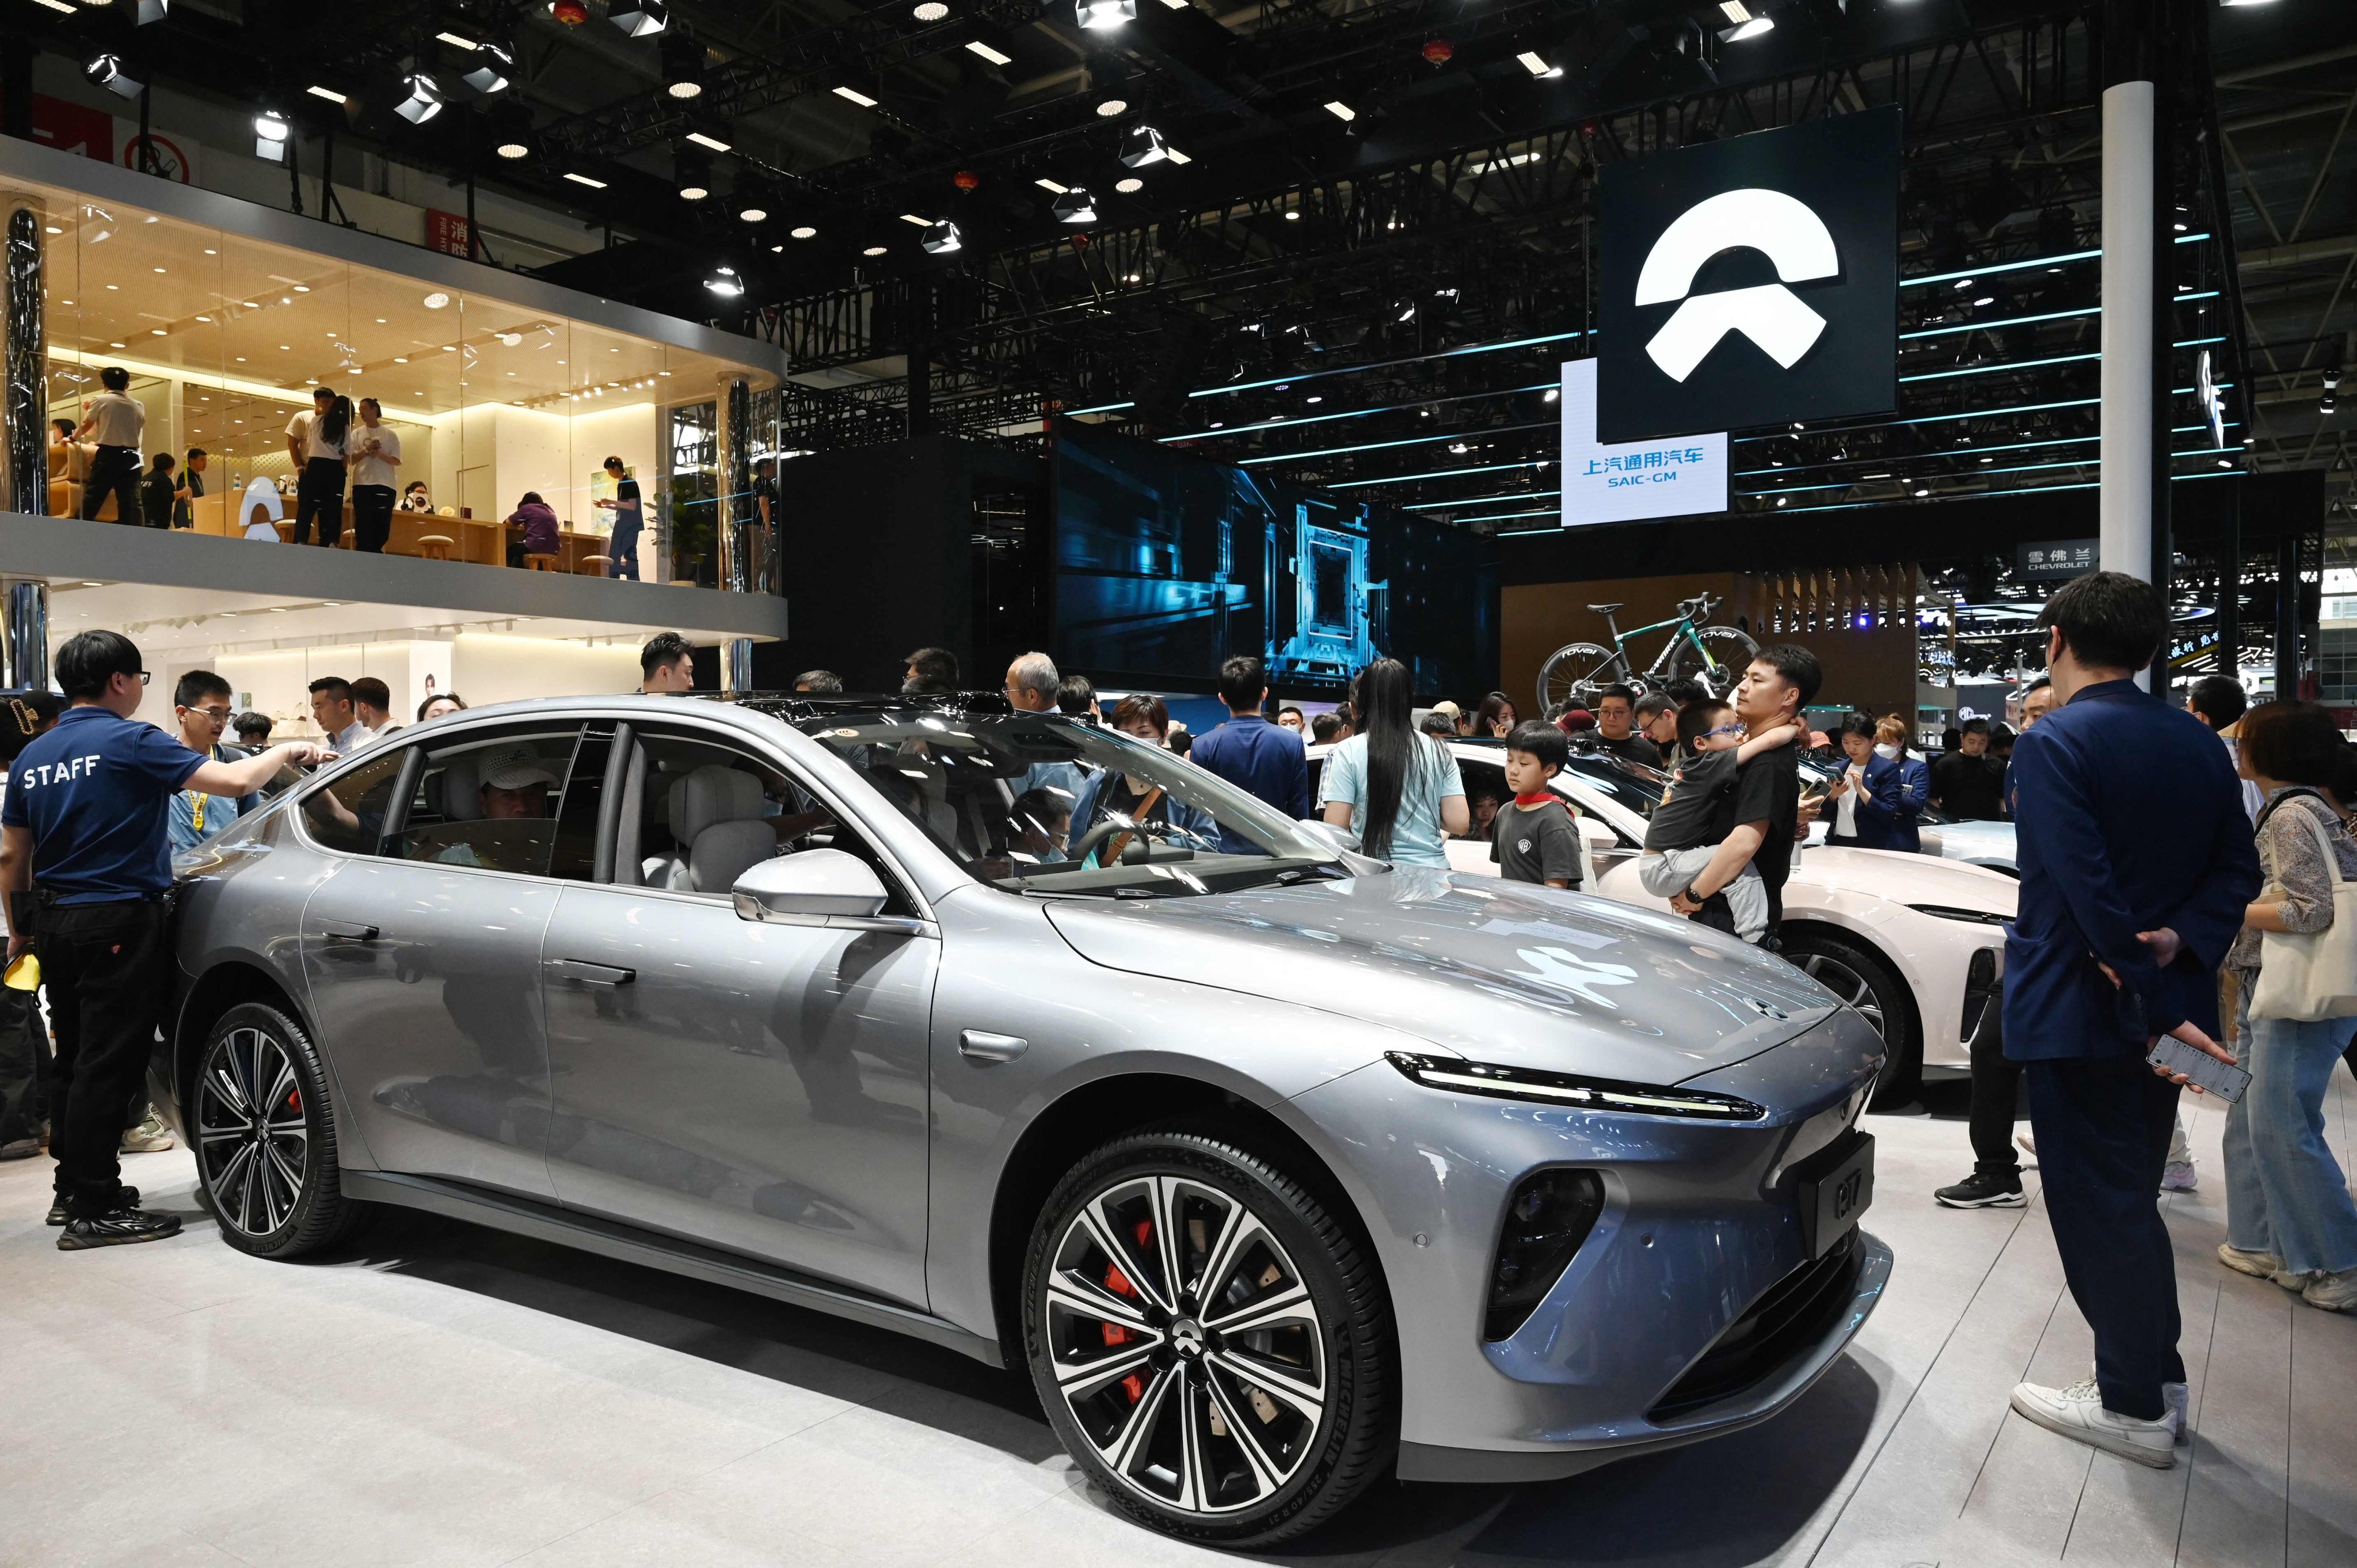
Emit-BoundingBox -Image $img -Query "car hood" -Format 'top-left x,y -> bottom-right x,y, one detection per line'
1041,867 -> 1842,1086
1788,843 -> 2019,912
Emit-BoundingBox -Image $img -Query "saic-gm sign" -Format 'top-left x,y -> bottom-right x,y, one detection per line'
1600,109 -> 1902,443
1559,359 -> 1728,528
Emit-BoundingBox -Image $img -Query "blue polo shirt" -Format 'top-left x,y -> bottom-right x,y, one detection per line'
1189,714 -> 1312,825
1,706 -> 205,903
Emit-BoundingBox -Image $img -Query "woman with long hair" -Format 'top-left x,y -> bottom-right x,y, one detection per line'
1321,659 -> 1468,865
1875,714 -> 1930,852
1473,691 -> 1517,738
288,387 -> 353,546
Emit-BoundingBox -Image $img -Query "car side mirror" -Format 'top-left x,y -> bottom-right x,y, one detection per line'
732,849 -> 889,922
1296,818 -> 1362,855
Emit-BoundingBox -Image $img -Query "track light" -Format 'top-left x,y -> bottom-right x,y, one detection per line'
2324,368 -> 2341,417
676,147 -> 710,201
1054,187 -> 1098,223
1076,0 -> 1134,28
463,43 -> 513,94
608,0 -> 668,36
251,111 -> 290,163
661,33 -> 704,99
705,265 -> 743,297
1720,16 -> 1775,40
395,71 -> 445,124
85,54 -> 142,101
922,219 -> 962,254
1095,97 -> 1129,117
1114,177 -> 1143,193
913,0 -> 949,16
1117,124 -> 1167,168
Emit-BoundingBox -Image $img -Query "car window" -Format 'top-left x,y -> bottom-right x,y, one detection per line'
298,748 -> 406,855
1457,758 -> 1507,844
1561,753 -> 1666,822
619,724 -> 918,915
375,726 -> 588,877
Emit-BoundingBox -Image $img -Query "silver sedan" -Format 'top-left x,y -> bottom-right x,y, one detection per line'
161,697 -> 1890,1547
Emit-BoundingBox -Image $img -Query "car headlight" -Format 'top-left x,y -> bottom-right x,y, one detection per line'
1907,903 -> 2011,926
1385,1051 -> 1766,1121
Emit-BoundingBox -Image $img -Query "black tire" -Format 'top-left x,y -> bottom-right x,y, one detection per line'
1668,625 -> 1760,699
189,1000 -> 365,1258
1021,1126 -> 1393,1548
1537,642 -> 1626,716
1781,929 -> 1922,1106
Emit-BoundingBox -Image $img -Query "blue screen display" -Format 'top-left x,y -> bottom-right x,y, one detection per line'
1052,423 -> 1484,697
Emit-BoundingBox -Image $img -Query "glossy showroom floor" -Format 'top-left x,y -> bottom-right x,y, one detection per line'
3,1076 -> 2353,1568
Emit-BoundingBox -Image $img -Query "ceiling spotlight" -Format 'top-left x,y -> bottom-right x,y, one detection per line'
1284,208 -> 1301,221
791,225 -> 818,239
1096,97 -> 1129,117
1114,177 -> 1143,194
1323,100 -> 1356,122
913,0 -> 949,16
1053,187 -> 1098,223
1076,0 -> 1134,28
661,33 -> 704,98
496,136 -> 530,159
1118,124 -> 1167,167
2323,367 -> 2341,416
833,85 -> 878,107
922,219 -> 962,254
1720,16 -> 1775,40
677,147 -> 711,200
966,41 -> 1012,66
463,43 -> 513,94
705,265 -> 743,297
738,202 -> 769,223
863,245 -> 888,256
395,70 -> 445,124
306,85 -> 349,105
253,111 -> 290,162
608,0 -> 668,35
84,54 -> 143,101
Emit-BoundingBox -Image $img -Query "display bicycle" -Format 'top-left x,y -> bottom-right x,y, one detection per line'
1534,593 -> 1759,715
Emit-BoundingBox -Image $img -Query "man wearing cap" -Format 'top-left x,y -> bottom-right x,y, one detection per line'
1428,699 -> 1464,735
433,746 -> 558,867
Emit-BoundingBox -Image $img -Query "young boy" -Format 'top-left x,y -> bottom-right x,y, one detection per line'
1639,699 -> 1803,941
1492,722 -> 1583,889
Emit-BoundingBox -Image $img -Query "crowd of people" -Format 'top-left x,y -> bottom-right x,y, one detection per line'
3,585 -> 2355,1487
54,368 -> 650,578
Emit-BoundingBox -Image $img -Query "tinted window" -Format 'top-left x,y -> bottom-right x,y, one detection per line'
299,749 -> 405,855
380,727 -> 585,878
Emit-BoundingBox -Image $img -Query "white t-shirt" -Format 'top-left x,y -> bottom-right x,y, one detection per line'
350,424 -> 401,488
1317,733 -> 1465,868
286,410 -> 345,462
84,390 -> 143,448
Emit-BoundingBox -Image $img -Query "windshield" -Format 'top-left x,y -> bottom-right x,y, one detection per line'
797,710 -> 1348,897
1560,750 -> 1669,820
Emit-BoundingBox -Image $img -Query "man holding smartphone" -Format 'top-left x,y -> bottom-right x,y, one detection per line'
2000,573 -> 2260,1469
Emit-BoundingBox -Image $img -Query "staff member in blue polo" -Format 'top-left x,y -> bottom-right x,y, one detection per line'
0,631 -> 328,1249
1190,654 -> 1311,848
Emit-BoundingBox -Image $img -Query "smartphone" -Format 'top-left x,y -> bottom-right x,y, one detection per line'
2146,1036 -> 2252,1103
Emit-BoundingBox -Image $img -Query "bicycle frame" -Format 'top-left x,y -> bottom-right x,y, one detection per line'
1593,609 -> 1728,684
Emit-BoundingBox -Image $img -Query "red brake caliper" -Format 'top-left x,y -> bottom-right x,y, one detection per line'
1104,1218 -> 1153,1399
286,1089 -> 302,1113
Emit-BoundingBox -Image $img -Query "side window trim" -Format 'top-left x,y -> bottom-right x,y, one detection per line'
381,745 -> 425,846
592,722 -> 634,885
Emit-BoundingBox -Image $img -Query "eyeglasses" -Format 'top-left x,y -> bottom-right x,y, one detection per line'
1701,722 -> 1745,740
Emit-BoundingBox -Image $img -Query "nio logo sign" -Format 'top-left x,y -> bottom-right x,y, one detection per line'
1635,189 -> 1840,383
1171,1319 -> 1205,1357
1598,109 -> 1901,444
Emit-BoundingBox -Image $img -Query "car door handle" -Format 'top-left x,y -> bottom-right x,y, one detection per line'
318,920 -> 378,942
550,959 -> 635,987
958,1029 -> 1027,1064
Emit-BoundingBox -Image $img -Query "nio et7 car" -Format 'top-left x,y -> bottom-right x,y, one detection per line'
163,697 -> 1889,1546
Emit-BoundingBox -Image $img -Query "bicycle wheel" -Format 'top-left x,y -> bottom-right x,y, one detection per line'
1667,626 -> 1759,700
1537,643 -> 1622,715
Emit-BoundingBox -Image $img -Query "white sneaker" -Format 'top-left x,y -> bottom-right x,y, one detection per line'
2160,1160 -> 2198,1193
2218,1243 -> 2286,1280
2302,1268 -> 2357,1313
2010,1379 -> 2176,1468
2091,1363 -> 2190,1445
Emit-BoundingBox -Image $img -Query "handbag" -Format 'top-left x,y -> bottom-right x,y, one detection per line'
2249,801 -> 2357,1021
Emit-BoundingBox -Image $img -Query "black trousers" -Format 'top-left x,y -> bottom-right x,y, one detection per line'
294,456 -> 346,546
1968,1019 -> 2024,1178
34,898 -> 167,1217
0,981 -> 48,1148
80,445 -> 143,527
2023,1054 -> 2185,1421
351,484 -> 395,553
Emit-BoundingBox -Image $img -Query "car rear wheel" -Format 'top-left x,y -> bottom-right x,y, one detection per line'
1781,930 -> 1921,1107
192,1001 -> 365,1258
1021,1128 -> 1392,1547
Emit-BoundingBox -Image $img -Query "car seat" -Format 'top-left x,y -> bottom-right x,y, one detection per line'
422,755 -> 483,821
649,764 -> 776,893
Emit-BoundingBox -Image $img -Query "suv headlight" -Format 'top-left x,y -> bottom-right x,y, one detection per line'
1385,1052 -> 1765,1121
1907,903 -> 2011,926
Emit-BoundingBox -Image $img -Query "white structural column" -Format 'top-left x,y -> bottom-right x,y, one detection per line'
2099,78 -> 2156,584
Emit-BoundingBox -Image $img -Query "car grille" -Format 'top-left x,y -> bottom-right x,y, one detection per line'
1646,1229 -> 1864,1422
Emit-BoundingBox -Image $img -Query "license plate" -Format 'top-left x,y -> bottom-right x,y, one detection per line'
1797,1131 -> 1875,1258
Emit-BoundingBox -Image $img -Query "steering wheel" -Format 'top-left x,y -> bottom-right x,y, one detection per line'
1068,816 -> 1156,866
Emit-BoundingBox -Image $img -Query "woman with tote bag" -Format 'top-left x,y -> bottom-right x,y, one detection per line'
2219,700 -> 2357,1313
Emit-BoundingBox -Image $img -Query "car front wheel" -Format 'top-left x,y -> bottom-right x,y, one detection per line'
192,1000 -> 364,1257
1021,1128 -> 1392,1547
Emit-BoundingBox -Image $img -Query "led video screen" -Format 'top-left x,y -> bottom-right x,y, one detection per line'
1053,423 -> 1486,698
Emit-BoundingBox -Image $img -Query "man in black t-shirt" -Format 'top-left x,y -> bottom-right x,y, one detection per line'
1669,645 -> 1821,942
1589,684 -> 1661,768
1930,718 -> 2006,819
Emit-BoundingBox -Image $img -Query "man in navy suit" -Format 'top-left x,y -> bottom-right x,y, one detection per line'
2002,573 -> 2260,1469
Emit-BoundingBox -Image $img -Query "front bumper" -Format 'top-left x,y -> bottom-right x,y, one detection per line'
1284,1009 -> 1888,1482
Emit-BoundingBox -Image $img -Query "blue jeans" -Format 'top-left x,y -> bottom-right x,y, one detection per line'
2225,981 -> 2357,1276
608,514 -> 641,579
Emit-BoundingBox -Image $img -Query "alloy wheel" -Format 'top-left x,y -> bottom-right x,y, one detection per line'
1794,952 -> 1887,1037
1041,1174 -> 1330,1517
196,1025 -> 310,1237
